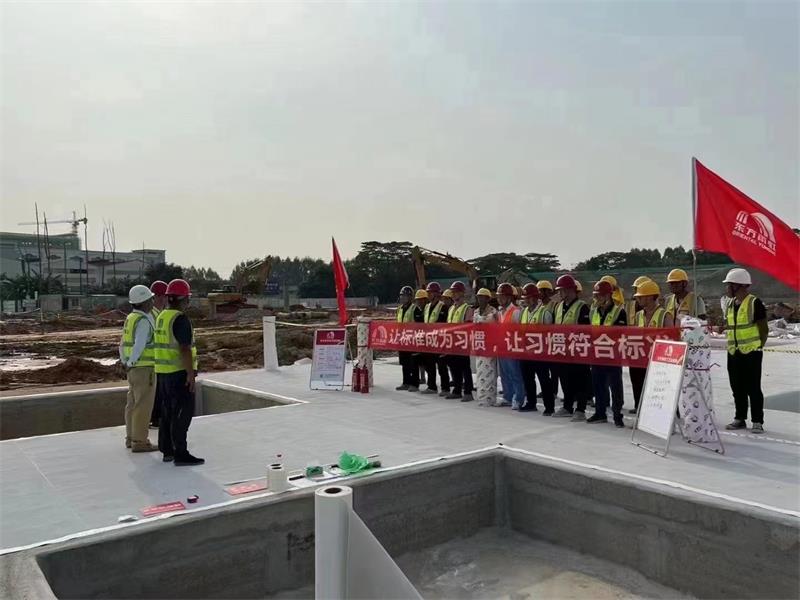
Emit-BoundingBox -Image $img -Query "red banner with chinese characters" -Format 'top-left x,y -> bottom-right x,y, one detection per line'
368,321 -> 680,368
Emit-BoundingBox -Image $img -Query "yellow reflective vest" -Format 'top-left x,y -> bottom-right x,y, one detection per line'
726,294 -> 762,354
590,304 -> 622,326
666,292 -> 699,317
447,302 -> 470,323
121,312 -> 155,368
154,309 -> 198,374
423,301 -> 444,323
396,304 -> 415,323
635,307 -> 666,328
555,300 -> 586,325
521,303 -> 549,325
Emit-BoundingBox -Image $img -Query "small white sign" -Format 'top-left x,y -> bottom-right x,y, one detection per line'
635,340 -> 688,445
310,328 -> 347,390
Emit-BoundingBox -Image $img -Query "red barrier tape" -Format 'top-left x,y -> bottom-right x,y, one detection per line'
368,322 -> 680,368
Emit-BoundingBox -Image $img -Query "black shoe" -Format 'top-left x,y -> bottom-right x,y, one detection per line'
162,455 -> 174,462
149,422 -> 159,430
445,392 -> 462,400
542,410 -> 554,416
587,413 -> 608,424
174,454 -> 205,466
614,419 -> 625,428
627,409 -> 637,415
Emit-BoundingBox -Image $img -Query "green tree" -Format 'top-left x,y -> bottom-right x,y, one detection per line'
145,262 -> 184,284
470,252 -> 560,274
346,241 -> 416,302
184,265 -> 222,296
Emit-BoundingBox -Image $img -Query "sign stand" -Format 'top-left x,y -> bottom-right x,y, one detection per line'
310,328 -> 347,391
631,340 -> 689,457
678,363 -> 725,455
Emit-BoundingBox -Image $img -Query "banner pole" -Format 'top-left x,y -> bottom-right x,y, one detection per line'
691,157 -> 699,317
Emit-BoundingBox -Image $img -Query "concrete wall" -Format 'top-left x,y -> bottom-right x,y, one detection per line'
0,382 -> 292,440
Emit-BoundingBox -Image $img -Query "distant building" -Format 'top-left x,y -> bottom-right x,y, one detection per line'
0,231 -> 165,294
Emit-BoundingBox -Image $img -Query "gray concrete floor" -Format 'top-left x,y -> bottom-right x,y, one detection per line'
1,349 -> 798,552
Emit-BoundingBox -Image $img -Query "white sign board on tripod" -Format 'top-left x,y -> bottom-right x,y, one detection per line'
310,328 -> 347,391
632,339 -> 689,457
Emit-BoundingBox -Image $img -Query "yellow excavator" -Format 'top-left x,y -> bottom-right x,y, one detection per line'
411,246 -> 497,291
208,256 -> 273,314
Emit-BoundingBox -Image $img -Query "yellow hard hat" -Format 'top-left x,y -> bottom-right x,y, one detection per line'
666,268 -> 688,283
575,280 -> 583,292
476,287 -> 492,298
414,289 -> 428,300
536,280 -> 553,291
632,276 -> 651,288
442,289 -> 454,298
634,280 -> 661,297
600,275 -> 618,288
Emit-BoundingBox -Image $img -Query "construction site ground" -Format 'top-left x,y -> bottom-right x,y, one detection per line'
0,348 -> 798,553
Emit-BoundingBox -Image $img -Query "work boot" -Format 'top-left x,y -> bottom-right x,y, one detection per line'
725,419 -> 746,430
131,441 -> 159,453
628,408 -> 638,415
586,413 -> 607,424
162,454 -> 174,463
614,418 -> 625,428
571,411 -> 586,422
439,389 -> 450,397
125,437 -> 132,449
421,388 -> 438,395
407,386 -> 419,392
552,407 -> 572,417
445,392 -> 462,400
174,454 -> 205,466
542,410 -> 554,416
461,393 -> 474,403
751,423 -> 764,434
395,384 -> 410,391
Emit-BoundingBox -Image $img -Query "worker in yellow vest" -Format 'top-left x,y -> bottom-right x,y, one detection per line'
627,276 -> 652,325
395,286 -> 417,391
537,279 -> 560,400
119,285 -> 158,452
587,281 -> 628,427
519,283 -> 556,414
629,280 -> 673,414
445,281 -> 474,402
438,289 -> 454,396
155,278 -> 203,466
552,275 -> 591,420
665,269 -> 706,321
721,268 -> 768,433
422,282 -> 449,395
148,280 -> 169,428
599,275 -> 625,307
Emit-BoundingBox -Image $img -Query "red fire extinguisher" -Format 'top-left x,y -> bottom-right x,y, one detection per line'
359,364 -> 370,393
352,363 -> 361,393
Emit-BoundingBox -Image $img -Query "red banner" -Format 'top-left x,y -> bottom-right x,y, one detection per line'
694,159 -> 800,291
368,321 -> 680,368
332,237 -> 350,326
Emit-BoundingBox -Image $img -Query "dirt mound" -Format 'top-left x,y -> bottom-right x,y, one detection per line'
0,357 -> 125,391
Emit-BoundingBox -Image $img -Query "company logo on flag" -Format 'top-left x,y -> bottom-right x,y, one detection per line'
733,211 -> 776,255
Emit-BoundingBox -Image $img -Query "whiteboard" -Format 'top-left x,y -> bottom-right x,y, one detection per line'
310,328 -> 347,390
636,340 -> 688,441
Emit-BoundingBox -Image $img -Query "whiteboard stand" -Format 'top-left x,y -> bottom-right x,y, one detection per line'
631,340 -> 689,458
310,328 -> 348,391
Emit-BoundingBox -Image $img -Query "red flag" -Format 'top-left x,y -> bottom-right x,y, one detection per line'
332,237 -> 349,326
694,159 -> 800,291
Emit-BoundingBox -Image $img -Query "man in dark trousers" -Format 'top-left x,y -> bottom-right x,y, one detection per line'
551,275 -> 591,421
438,289 -> 454,396
395,286 -> 418,391
155,278 -> 204,466
421,282 -> 449,395
721,268 -> 768,434
587,280 -> 627,427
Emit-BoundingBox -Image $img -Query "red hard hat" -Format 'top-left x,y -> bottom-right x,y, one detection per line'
522,283 -> 540,299
555,274 -> 577,290
425,281 -> 442,293
450,281 -> 467,293
149,280 -> 168,296
166,278 -> 191,297
593,280 -> 614,296
497,282 -> 515,297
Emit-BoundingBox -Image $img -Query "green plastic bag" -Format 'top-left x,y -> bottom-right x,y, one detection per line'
338,451 -> 370,474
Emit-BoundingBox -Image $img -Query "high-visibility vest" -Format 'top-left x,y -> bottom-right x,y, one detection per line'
555,300 -> 586,325
590,304 -> 623,326
635,307 -> 666,328
154,309 -> 198,374
522,303 -> 550,325
499,305 -> 519,324
424,301 -> 444,323
121,312 -> 155,368
666,292 -> 698,317
726,294 -> 762,354
447,302 -> 469,323
396,304 -> 415,323
625,300 -> 638,325
151,307 -> 161,320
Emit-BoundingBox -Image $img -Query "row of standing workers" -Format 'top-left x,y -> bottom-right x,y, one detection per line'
396,267 -> 768,433
119,279 -> 204,465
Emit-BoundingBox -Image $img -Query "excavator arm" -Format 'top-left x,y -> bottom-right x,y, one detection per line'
412,246 -> 479,289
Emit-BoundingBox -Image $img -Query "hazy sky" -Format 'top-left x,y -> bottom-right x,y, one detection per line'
2,1 -> 797,277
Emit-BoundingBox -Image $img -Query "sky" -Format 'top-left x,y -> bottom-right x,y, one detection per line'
1,1 -> 797,277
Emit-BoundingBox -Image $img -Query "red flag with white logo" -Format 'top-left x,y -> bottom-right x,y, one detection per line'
693,159 -> 800,291
332,237 -> 350,326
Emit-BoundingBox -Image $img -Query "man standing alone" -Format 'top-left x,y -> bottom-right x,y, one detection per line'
120,285 -> 158,452
155,279 -> 204,466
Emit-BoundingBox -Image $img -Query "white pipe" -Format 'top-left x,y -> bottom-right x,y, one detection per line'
315,485 -> 352,600
263,316 -> 279,371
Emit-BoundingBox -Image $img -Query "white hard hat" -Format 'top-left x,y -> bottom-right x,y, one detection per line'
723,268 -> 752,286
129,284 -> 155,304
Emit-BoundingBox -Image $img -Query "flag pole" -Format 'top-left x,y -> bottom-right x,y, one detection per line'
691,157 -> 699,317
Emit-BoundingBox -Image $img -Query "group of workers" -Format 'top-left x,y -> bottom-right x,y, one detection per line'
396,267 -> 768,433
119,278 -> 203,465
